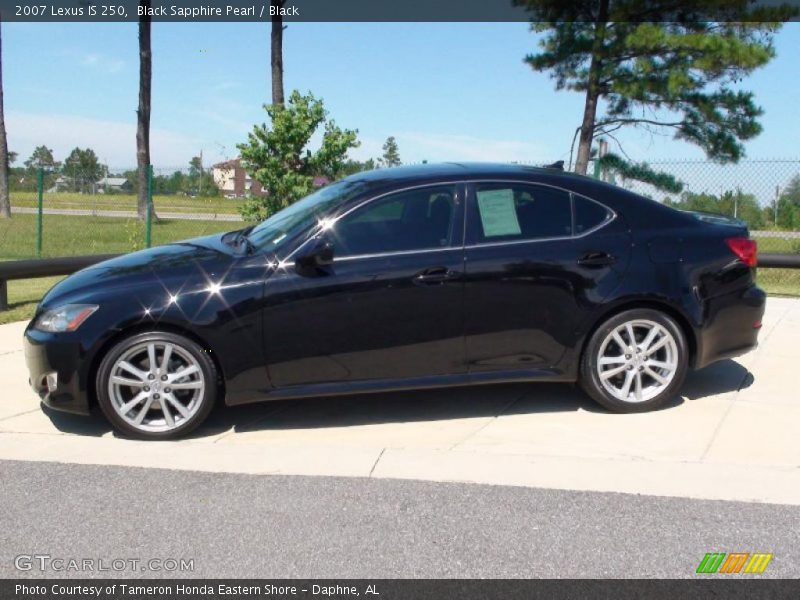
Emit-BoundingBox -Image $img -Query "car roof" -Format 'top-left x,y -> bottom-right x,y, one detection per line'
347,162 -> 581,184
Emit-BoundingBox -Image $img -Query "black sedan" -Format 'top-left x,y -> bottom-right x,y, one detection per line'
24,163 -> 766,439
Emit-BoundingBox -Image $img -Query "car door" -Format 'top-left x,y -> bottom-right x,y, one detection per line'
463,181 -> 630,375
262,183 -> 467,388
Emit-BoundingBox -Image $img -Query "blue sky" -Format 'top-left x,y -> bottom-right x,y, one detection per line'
4,21 -> 800,169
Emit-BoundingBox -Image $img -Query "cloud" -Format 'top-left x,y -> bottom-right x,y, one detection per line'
81,53 -> 125,74
6,111 -> 219,169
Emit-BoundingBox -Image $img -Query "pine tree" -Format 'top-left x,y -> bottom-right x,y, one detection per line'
517,0 -> 790,184
381,136 -> 401,168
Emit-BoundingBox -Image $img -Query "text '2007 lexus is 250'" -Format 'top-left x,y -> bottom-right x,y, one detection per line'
24,163 -> 766,439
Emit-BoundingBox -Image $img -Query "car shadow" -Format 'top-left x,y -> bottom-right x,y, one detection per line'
41,359 -> 753,439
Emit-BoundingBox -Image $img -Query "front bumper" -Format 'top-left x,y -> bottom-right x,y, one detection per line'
694,284 -> 767,369
24,327 -> 91,416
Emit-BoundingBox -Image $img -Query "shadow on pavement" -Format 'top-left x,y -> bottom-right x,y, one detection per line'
41,359 -> 752,439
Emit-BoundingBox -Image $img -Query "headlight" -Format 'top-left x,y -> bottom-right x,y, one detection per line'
35,304 -> 99,332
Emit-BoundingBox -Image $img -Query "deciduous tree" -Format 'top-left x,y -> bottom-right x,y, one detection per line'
238,90 -> 359,220
24,146 -> 60,172
62,147 -> 105,193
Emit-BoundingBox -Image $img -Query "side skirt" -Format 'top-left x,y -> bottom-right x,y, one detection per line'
225,368 -> 572,406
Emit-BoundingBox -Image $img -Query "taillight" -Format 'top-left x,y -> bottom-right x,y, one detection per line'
726,237 -> 757,267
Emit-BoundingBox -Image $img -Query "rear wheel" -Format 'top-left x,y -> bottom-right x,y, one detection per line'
96,331 -> 217,439
580,309 -> 688,412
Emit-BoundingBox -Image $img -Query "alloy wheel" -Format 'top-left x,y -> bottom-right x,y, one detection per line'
107,341 -> 206,433
595,319 -> 679,403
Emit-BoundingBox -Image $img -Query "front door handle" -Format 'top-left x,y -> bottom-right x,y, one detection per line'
578,251 -> 616,267
413,266 -> 455,285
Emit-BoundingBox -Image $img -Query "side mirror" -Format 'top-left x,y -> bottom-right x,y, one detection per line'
295,239 -> 334,276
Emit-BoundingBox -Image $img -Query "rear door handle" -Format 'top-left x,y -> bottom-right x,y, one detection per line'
578,252 -> 616,267
413,266 -> 456,285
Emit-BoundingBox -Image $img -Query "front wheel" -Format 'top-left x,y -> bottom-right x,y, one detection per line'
580,309 -> 688,413
96,331 -> 217,439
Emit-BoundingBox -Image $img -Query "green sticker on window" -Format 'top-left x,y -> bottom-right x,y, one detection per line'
476,189 -> 521,237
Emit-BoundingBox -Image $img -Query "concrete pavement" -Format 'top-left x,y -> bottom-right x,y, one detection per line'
11,206 -> 242,222
0,297 -> 797,505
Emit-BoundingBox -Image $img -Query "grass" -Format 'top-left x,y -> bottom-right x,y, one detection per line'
0,213 -> 244,260
0,218 -> 798,325
751,236 -> 800,298
11,191 -> 244,215
0,277 -> 64,325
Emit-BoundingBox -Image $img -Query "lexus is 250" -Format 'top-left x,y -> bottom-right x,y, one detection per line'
24,163 -> 765,439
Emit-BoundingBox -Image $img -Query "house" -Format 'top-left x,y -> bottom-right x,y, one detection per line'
212,158 -> 331,199
96,177 -> 132,193
212,158 -> 266,198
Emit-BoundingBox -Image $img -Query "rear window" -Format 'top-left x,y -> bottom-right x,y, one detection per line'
468,183 -> 572,243
573,196 -> 612,234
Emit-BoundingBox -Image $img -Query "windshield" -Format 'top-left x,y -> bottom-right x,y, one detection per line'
246,179 -> 368,252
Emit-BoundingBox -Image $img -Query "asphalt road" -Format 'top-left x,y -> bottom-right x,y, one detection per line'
1,460 -> 797,579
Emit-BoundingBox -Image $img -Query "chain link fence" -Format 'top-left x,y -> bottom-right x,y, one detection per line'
1,166 -> 247,260
2,159 -> 800,262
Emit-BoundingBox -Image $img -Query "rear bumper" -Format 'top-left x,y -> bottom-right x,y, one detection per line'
694,285 -> 766,369
23,327 -> 91,416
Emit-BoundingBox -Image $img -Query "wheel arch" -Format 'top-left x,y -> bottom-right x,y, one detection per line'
578,298 -> 698,371
86,323 -> 226,408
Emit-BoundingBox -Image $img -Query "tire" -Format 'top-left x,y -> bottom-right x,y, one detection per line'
96,331 -> 217,439
579,308 -> 688,413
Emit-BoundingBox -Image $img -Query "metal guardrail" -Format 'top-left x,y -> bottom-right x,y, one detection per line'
0,254 -> 120,311
751,230 -> 800,239
1,252 -> 799,312
757,253 -> 800,268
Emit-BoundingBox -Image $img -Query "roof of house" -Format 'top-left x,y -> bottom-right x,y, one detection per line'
212,158 -> 241,170
97,177 -> 129,186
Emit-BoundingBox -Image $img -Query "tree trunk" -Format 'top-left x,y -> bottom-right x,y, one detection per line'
574,90 -> 599,175
0,21 -> 10,219
136,5 -> 153,220
271,0 -> 285,106
573,0 -> 609,175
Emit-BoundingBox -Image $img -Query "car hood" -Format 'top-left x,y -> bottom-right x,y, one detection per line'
39,234 -> 235,310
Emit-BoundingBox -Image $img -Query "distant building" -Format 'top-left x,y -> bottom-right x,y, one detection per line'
212,158 -> 330,199
96,177 -> 132,193
212,158 -> 265,198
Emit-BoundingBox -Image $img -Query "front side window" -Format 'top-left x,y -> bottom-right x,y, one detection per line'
467,183 -> 572,244
327,185 -> 458,257
247,179 -> 369,252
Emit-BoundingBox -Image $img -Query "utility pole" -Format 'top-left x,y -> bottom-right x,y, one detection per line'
774,185 -> 779,226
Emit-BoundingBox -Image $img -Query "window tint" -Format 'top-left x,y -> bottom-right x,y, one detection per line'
468,183 -> 571,243
330,185 -> 457,256
573,195 -> 612,234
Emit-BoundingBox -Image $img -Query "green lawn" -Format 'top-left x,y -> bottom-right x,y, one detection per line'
755,236 -> 800,254
11,191 -> 244,215
0,277 -> 64,325
0,213 -> 244,260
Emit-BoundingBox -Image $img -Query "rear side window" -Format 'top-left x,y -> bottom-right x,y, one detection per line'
573,195 -> 612,234
467,183 -> 572,244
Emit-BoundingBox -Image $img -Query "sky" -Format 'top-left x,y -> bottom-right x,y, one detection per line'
4,21 -> 800,170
